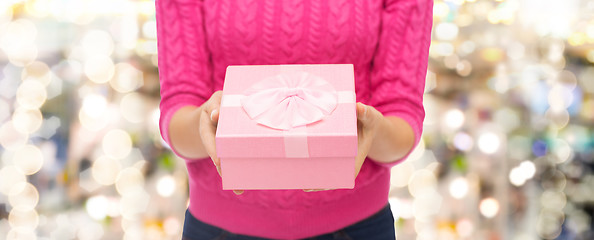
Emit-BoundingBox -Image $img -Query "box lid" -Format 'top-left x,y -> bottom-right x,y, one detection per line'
215,64 -> 357,159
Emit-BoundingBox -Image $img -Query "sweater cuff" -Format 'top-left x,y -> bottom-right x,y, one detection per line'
159,95 -> 207,162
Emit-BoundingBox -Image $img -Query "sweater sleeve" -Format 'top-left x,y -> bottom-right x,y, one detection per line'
367,0 -> 433,167
156,0 -> 213,149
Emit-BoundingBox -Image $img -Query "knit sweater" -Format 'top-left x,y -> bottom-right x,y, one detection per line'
156,0 -> 432,239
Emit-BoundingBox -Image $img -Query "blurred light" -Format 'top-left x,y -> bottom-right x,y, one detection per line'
142,20 -> 157,39
536,209 -> 564,239
11,144 -> 44,175
86,195 -> 109,220
390,162 -> 415,188
81,30 -> 114,57
540,190 -> 567,210
8,182 -> 39,210
91,156 -> 122,185
2,23 -> 38,63
102,129 -> 132,159
443,109 -> 465,129
53,60 -> 84,84
456,60 -> 472,77
413,190 -> 442,220
568,32 -> 587,46
455,218 -> 474,237
519,161 -> 536,179
84,55 -> 115,83
151,109 -> 160,129
0,99 -> 9,122
408,169 -> 437,197
506,42 -> 525,60
0,3 -> 14,22
587,50 -> 594,63
389,197 -> 413,219
443,54 -> 459,69
163,217 -> 181,236
557,70 -> 577,90
77,221 -> 104,240
508,135 -> 532,160
81,94 -> 107,119
16,80 -> 47,109
433,42 -> 454,56
455,13 -> 474,27
78,106 -> 110,131
548,84 -> 574,112
156,175 -> 176,197
477,132 -> 500,154
138,0 -> 156,16
580,98 -> 594,120
120,93 -> 146,123
407,138 -> 426,162
479,198 -> 499,218
119,189 -> 150,220
493,108 -> 520,133
449,177 -> 469,199
433,2 -> 450,18
8,207 -> 39,229
453,132 -> 473,152
6,227 -> 37,240
116,167 -> 145,196
110,63 -> 144,93
459,41 -> 476,55
509,167 -> 527,186
424,70 -> 436,93
435,22 -> 459,41
24,0 -> 52,18
552,139 -> 572,164
0,121 -> 29,150
11,108 -> 43,134
22,61 -> 51,86
532,140 -> 547,157
0,166 -> 26,195
480,48 -> 504,62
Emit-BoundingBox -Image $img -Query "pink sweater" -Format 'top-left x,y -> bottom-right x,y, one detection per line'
156,0 -> 432,239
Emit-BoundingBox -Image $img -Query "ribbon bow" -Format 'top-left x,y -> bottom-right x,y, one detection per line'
241,71 -> 338,130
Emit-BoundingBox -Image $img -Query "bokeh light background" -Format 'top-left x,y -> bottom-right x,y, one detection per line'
0,0 -> 593,239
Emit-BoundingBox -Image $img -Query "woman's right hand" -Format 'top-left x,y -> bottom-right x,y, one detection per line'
197,91 -> 244,195
197,91 -> 223,176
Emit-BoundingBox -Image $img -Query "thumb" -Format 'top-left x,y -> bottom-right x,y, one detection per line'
210,108 -> 220,124
356,102 -> 368,121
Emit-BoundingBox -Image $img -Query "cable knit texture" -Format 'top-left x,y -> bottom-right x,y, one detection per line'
156,0 -> 433,239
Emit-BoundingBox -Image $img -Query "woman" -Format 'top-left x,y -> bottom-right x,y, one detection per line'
156,0 -> 433,239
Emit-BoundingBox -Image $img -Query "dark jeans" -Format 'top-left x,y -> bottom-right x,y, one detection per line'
182,205 -> 395,240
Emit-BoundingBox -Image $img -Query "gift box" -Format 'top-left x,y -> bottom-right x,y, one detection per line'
215,64 -> 357,190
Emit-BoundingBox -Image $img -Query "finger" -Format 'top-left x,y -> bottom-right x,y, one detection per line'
356,102 -> 367,121
199,109 -> 220,172
210,108 -> 219,124
233,190 -> 244,195
303,188 -> 334,192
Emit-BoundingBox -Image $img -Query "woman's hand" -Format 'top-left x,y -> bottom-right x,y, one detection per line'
197,91 -> 222,175
304,102 -> 382,192
354,102 -> 382,177
197,91 -> 244,195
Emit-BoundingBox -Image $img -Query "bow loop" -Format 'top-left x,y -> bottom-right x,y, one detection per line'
240,72 -> 338,130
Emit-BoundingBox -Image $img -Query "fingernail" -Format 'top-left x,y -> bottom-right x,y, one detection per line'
210,109 -> 218,121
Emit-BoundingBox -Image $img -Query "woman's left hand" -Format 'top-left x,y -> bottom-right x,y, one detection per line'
304,102 -> 382,192
354,102 -> 382,178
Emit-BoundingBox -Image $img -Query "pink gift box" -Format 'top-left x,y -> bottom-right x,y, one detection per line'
215,64 -> 357,190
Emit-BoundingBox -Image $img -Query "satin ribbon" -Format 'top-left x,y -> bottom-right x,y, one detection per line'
240,71 -> 339,130
221,71 -> 355,158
